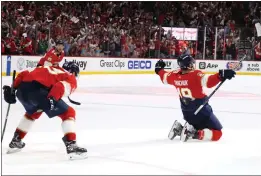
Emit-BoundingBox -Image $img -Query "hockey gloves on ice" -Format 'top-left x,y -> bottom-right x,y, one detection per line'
219,69 -> 236,81
155,60 -> 166,74
3,85 -> 16,104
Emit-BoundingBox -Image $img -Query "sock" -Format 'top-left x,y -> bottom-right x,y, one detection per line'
16,115 -> 35,139
62,119 -> 76,141
198,129 -> 222,141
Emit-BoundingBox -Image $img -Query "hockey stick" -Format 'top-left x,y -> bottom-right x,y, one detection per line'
194,55 -> 247,115
1,70 -> 16,142
68,96 -> 81,105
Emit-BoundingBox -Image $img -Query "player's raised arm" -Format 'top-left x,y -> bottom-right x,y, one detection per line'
197,69 -> 236,88
37,50 -> 52,67
155,60 -> 176,85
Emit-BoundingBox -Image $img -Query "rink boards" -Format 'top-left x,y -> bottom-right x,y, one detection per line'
1,55 -> 261,76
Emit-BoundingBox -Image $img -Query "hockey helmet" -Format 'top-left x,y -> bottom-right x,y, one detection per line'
62,61 -> 80,77
177,54 -> 195,70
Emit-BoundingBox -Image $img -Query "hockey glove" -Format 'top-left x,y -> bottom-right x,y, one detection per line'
219,69 -> 236,81
155,60 -> 166,75
3,85 -> 16,104
48,97 -> 57,111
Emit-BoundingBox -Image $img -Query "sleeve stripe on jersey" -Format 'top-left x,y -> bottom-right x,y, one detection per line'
201,75 -> 210,87
163,73 -> 169,84
61,81 -> 72,97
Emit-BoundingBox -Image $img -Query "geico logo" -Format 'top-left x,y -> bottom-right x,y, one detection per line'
100,60 -> 125,68
128,60 -> 151,69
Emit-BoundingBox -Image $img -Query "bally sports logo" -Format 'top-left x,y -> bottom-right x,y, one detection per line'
226,62 -> 243,71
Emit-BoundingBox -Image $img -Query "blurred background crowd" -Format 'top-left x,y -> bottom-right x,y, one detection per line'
1,1 -> 261,60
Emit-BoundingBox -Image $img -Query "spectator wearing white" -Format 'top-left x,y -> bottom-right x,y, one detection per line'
48,38 -> 56,50
253,19 -> 261,41
21,33 -> 33,55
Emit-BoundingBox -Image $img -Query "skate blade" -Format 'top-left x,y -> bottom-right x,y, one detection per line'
68,152 -> 88,160
168,120 -> 178,140
6,148 -> 22,154
168,131 -> 176,140
180,122 -> 188,142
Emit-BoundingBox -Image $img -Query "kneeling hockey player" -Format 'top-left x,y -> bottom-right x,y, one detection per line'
155,55 -> 236,142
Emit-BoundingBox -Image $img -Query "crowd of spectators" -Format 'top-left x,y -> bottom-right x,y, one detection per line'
1,1 -> 261,60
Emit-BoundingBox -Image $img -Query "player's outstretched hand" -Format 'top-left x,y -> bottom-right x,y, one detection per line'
219,69 -> 236,81
3,85 -> 16,104
155,60 -> 166,74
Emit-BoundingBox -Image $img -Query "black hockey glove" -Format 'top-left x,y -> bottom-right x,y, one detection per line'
219,69 -> 236,81
155,60 -> 166,75
3,85 -> 16,104
48,97 -> 57,111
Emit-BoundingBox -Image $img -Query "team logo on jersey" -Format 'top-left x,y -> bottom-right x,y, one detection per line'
226,62 -> 243,71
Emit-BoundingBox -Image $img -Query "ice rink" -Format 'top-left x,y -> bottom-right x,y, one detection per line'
2,74 -> 261,175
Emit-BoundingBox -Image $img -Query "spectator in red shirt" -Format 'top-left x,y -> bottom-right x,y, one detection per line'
20,33 -> 33,55
7,37 -> 18,55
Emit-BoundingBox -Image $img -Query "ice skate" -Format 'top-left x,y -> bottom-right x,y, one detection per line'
7,132 -> 25,154
180,122 -> 197,142
62,136 -> 87,160
168,120 -> 183,140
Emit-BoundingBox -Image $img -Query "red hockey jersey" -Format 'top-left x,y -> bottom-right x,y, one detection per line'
38,48 -> 65,67
14,66 -> 77,101
158,69 -> 221,99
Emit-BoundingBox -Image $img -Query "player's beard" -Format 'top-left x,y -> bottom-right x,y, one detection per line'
187,64 -> 195,70
57,48 -> 63,53
56,45 -> 64,53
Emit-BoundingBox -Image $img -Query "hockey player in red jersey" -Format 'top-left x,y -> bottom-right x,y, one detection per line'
37,40 -> 65,67
3,62 -> 87,160
155,55 -> 236,142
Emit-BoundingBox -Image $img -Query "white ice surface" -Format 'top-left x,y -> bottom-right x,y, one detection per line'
1,75 -> 261,175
